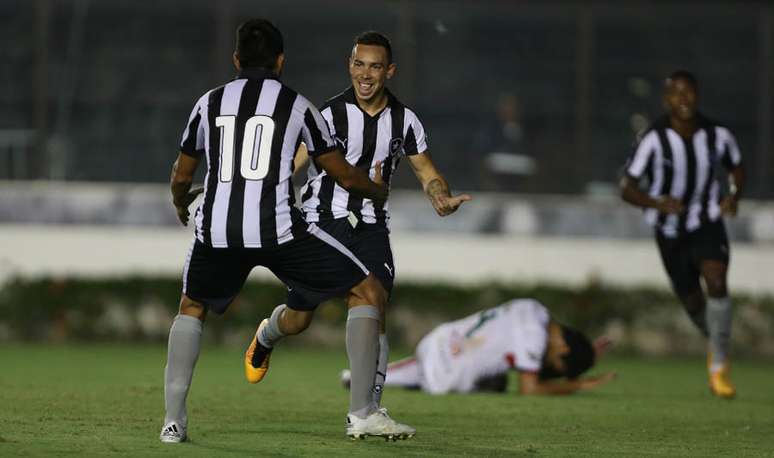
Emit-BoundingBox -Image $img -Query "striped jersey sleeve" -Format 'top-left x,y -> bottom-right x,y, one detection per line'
715,126 -> 742,169
179,92 -> 208,156
625,130 -> 658,180
402,109 -> 428,156
300,98 -> 337,157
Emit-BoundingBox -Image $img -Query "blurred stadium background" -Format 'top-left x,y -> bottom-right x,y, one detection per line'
1,0 -> 773,354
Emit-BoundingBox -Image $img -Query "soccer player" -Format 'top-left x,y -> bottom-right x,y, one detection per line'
619,70 -> 744,398
342,298 -> 615,395
160,18 -> 391,443
245,31 -> 470,439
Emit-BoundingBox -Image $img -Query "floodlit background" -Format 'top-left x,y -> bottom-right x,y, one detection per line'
0,1 -> 772,352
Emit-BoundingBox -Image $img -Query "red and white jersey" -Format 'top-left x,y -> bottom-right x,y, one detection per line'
415,299 -> 549,394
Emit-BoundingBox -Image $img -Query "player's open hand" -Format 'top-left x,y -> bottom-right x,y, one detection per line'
593,336 -> 613,360
656,196 -> 684,214
719,195 -> 738,217
432,193 -> 473,217
175,185 -> 204,226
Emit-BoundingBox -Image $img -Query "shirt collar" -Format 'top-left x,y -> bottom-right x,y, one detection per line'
343,86 -> 396,115
236,67 -> 279,80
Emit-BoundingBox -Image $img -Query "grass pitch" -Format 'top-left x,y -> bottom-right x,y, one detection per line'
1,344 -> 773,457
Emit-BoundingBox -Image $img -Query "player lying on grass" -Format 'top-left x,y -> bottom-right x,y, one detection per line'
342,298 -> 615,395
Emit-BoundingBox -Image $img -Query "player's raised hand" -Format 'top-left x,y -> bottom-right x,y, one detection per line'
593,336 -> 613,360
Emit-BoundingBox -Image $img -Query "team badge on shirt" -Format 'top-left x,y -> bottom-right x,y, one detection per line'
389,137 -> 403,156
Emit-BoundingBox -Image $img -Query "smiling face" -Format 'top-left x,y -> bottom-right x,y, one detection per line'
349,43 -> 395,105
664,76 -> 698,122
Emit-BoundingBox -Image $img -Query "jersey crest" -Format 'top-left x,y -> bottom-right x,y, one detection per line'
389,137 -> 403,156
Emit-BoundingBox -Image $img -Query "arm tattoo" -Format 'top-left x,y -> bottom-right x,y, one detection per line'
426,178 -> 450,199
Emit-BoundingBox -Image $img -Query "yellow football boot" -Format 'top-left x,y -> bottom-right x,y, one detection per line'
707,352 -> 736,399
244,319 -> 273,384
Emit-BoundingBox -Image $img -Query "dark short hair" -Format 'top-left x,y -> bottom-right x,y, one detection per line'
560,325 -> 595,379
354,31 -> 393,63
235,18 -> 284,69
666,70 -> 698,90
538,325 -> 595,380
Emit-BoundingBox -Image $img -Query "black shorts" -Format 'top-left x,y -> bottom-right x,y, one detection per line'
317,218 -> 395,294
655,220 -> 730,296
182,223 -> 368,313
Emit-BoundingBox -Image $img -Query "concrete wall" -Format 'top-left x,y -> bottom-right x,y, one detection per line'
2,223 -> 773,294
2,181 -> 772,292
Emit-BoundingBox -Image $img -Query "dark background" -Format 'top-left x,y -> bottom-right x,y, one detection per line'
2,0 -> 771,196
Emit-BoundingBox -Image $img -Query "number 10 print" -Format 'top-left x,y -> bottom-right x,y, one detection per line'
215,115 -> 275,182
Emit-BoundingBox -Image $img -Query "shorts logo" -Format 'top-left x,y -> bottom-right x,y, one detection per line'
384,263 -> 394,278
389,137 -> 403,156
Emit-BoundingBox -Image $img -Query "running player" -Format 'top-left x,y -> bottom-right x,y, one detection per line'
160,18 -> 393,443
342,298 -> 615,395
245,31 -> 470,439
620,70 -> 744,398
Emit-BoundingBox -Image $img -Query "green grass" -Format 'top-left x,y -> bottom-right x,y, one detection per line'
1,345 -> 773,457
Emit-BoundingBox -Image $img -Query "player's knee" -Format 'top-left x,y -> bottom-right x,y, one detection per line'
179,295 -> 207,321
349,274 -> 387,307
704,276 -> 727,297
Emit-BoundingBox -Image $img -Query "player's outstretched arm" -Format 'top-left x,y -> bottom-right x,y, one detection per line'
619,176 -> 683,214
407,152 -> 471,217
315,149 -> 388,203
170,152 -> 202,226
517,371 -> 617,396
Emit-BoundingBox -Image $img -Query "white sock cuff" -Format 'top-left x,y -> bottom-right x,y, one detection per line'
268,304 -> 288,335
347,305 -> 380,322
706,296 -> 731,310
172,314 -> 202,333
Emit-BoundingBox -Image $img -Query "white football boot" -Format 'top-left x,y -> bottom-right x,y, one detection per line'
159,421 -> 187,443
346,408 -> 416,441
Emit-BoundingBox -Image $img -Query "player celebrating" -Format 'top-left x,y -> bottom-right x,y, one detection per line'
244,31 -> 470,440
620,70 -> 744,398
161,18 -> 393,443
342,298 -> 615,395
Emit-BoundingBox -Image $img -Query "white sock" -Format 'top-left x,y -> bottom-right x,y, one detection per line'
373,334 -> 389,406
258,304 -> 287,348
346,305 -> 380,419
164,315 -> 202,427
706,296 -> 732,373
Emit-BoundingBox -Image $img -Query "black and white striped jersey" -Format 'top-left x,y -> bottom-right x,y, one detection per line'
179,68 -> 336,248
625,115 -> 742,238
300,87 -> 428,226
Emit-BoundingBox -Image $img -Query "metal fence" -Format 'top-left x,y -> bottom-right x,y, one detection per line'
2,0 -> 772,196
